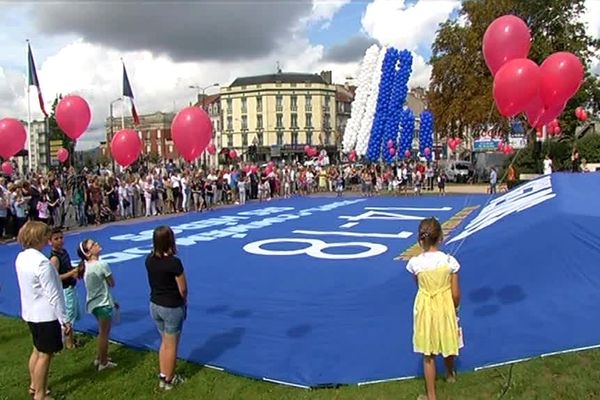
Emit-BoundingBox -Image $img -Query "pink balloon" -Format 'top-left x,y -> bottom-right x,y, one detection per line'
404,149 -> 411,158
540,52 -> 584,107
580,111 -> 588,122
56,147 -> 69,163
304,144 -> 311,153
493,58 -> 541,117
553,125 -> 561,135
1,161 -> 13,176
229,149 -> 237,159
55,95 -> 91,140
206,143 -> 216,155
424,147 -> 431,156
110,129 -> 142,167
503,145 -> 513,155
483,15 -> 532,76
0,118 -> 27,159
171,107 -> 213,163
389,147 -> 396,156
575,106 -> 584,119
387,139 -> 395,148
348,150 -> 357,162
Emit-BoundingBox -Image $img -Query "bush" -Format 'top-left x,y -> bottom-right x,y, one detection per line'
577,133 -> 600,163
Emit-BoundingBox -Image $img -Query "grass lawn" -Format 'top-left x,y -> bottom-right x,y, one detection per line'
1,316 -> 599,400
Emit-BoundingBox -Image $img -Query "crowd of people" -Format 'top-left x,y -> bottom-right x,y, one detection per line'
0,159 -> 451,240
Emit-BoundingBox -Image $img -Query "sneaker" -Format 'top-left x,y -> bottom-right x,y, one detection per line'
160,374 -> 185,390
93,357 -> 112,367
97,361 -> 118,371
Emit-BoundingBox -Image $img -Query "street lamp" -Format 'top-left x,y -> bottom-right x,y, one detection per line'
188,83 -> 219,168
109,98 -> 122,173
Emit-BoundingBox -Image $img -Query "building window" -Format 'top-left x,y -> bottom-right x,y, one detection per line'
276,130 -> 284,145
256,96 -> 262,112
257,131 -> 263,145
257,115 -> 263,130
241,97 -> 247,114
291,95 -> 297,111
276,113 -> 283,128
242,132 -> 248,147
305,95 -> 312,111
157,130 -> 161,139
241,115 -> 248,130
227,116 -> 233,131
227,133 -> 233,147
227,98 -> 232,114
306,130 -> 312,145
276,95 -> 283,111
324,95 -> 330,111
324,114 -> 330,129
325,131 -> 331,145
291,113 -> 298,128
305,113 -> 312,128
291,131 -> 298,145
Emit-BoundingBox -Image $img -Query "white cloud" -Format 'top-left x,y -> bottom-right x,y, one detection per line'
583,0 -> 600,74
408,52 -> 432,88
361,0 -> 460,51
304,0 -> 352,29
1,32 -> 325,150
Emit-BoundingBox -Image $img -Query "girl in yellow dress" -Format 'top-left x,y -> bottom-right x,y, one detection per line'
406,217 -> 461,400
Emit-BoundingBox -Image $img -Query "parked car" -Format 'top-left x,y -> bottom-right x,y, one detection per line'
444,160 -> 471,183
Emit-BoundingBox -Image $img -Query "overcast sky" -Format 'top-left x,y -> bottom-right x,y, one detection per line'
0,0 -> 598,150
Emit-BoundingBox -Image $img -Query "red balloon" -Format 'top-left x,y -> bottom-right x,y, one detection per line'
1,161 -> 13,176
0,118 -> 27,159
250,165 -> 258,174
493,58 -> 541,117
483,15 -> 531,76
580,110 -> 588,122
110,129 -> 142,167
553,125 -> 561,135
540,52 -> 584,107
229,149 -> 237,159
389,147 -> 396,156
206,143 -> 216,155
387,139 -> 395,148
56,147 -> 69,163
503,145 -> 513,155
171,107 -> 213,163
575,106 -> 584,119
304,144 -> 311,154
55,95 -> 91,140
534,102 -> 565,128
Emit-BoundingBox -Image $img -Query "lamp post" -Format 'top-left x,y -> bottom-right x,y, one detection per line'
109,98 -> 122,173
188,83 -> 219,169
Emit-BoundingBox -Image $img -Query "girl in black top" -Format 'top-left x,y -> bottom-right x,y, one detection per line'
145,226 -> 188,390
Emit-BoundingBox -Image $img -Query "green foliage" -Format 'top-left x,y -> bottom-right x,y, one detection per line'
577,133 -> 600,163
429,0 -> 600,141
48,95 -> 76,165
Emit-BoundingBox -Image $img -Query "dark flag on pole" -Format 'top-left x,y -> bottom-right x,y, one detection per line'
122,63 -> 140,125
27,43 -> 48,117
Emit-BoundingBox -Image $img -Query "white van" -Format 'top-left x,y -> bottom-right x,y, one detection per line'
444,160 -> 471,183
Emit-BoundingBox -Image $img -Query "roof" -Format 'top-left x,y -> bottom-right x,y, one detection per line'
230,73 -> 328,87
336,85 -> 355,103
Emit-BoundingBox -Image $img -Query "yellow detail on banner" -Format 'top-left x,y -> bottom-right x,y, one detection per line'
49,140 -> 63,160
396,205 -> 480,261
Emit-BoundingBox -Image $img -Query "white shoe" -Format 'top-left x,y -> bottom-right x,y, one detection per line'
97,361 -> 118,371
160,374 -> 185,390
93,357 -> 112,367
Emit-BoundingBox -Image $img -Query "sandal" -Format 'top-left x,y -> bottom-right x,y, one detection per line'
29,387 -> 51,397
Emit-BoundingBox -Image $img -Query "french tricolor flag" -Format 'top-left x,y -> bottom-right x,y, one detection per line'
122,63 -> 140,125
27,43 -> 48,118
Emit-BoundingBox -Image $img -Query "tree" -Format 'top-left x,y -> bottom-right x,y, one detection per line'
48,95 -> 76,167
429,0 -> 599,141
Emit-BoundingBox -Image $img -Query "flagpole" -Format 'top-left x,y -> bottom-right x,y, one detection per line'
120,58 -> 125,129
26,40 -> 32,173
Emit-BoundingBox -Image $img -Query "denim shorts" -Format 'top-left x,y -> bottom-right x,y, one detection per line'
150,302 -> 185,335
